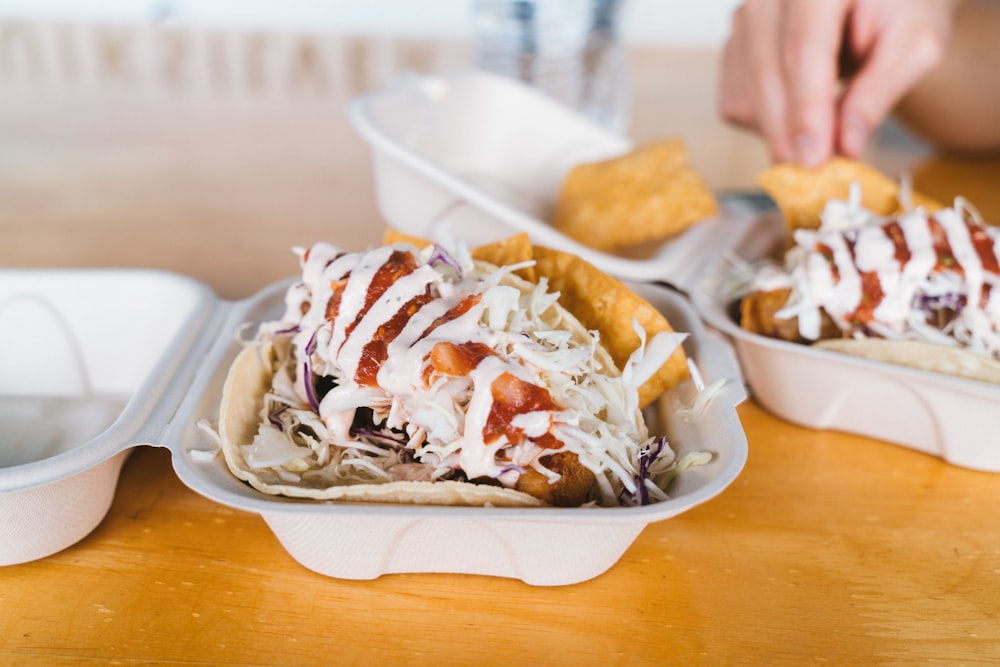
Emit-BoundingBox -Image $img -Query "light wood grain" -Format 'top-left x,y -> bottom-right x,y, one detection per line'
3,21 -> 1000,666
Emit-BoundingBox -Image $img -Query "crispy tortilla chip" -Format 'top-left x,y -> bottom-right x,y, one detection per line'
758,157 -> 944,232
383,228 -> 430,248
530,245 -> 689,407
469,233 -> 537,283
553,139 -> 718,251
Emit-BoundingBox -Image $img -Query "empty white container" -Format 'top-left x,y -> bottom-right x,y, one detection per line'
0,269 -> 748,585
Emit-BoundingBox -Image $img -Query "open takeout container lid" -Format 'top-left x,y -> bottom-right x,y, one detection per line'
0,265 -> 748,585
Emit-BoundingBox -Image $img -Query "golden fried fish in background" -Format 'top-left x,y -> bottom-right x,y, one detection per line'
739,288 -> 802,342
740,158 -> 1000,386
740,287 -> 841,343
757,157 -> 944,232
383,228 -> 432,248
553,139 -> 718,252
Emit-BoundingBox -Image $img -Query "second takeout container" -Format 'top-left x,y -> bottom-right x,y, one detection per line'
348,68 -> 732,288
691,210 -> 1000,472
0,268 -> 748,585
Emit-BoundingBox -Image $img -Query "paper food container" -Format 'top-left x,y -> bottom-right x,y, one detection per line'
0,268 -> 748,585
691,210 -> 1000,472
348,68 -> 731,289
0,269 -> 221,567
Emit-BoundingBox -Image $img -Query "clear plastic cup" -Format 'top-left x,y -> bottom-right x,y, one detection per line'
471,0 -> 629,133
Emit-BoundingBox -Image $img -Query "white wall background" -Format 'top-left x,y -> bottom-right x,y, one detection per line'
0,0 -> 740,48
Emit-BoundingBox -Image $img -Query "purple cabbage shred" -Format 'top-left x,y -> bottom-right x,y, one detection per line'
303,361 -> 320,412
427,244 -> 463,277
618,437 -> 667,507
268,405 -> 288,431
916,291 -> 965,314
351,425 -> 409,448
305,328 -> 319,355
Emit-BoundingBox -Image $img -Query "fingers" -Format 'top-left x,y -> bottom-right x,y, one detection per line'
779,1 -> 850,165
718,6 -> 758,130
741,1 -> 794,162
837,4 -> 952,156
720,0 -> 850,166
719,1 -> 792,162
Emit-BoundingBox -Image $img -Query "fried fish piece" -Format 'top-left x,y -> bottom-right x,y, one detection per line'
553,139 -> 718,251
740,288 -> 840,343
514,451 -> 596,507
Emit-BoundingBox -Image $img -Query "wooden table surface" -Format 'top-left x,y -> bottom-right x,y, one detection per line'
3,21 -> 1000,666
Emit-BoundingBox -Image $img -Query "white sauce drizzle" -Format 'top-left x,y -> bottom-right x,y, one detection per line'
245,241 -> 686,507
752,189 -> 1000,358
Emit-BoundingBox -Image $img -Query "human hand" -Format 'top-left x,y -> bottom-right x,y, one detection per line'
719,0 -> 961,165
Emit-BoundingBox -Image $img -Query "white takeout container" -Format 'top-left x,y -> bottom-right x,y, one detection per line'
0,268 -> 748,585
0,269 -> 221,566
349,69 -> 732,289
691,210 -> 1000,472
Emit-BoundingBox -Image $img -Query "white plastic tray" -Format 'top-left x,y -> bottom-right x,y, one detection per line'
0,269 -> 222,565
348,69 -> 732,288
0,269 -> 748,585
692,210 -> 1000,472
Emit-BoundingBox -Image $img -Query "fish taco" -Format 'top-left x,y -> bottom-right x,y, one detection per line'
740,160 -> 1000,384
219,236 -> 693,507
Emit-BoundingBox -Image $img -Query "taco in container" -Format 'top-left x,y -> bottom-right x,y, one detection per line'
219,236 -> 693,508
741,160 -> 1000,384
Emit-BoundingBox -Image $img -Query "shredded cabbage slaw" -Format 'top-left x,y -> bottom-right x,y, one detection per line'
239,239 -> 693,507
751,184 -> 1000,359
